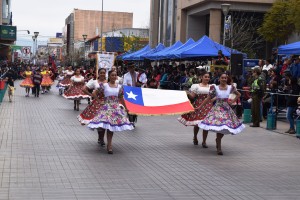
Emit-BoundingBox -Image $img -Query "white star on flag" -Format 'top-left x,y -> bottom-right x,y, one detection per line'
126,91 -> 138,100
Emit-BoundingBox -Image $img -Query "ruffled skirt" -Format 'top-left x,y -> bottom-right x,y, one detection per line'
63,82 -> 89,100
59,75 -> 72,87
20,77 -> 34,88
77,98 -> 103,125
41,76 -> 54,87
88,96 -> 134,132
198,99 -> 245,135
178,94 -> 213,126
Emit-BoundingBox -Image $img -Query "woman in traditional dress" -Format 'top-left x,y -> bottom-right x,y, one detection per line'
59,66 -> 74,89
78,68 -> 107,146
20,66 -> 34,97
63,68 -> 90,111
88,70 -> 134,154
178,72 -> 214,148
41,66 -> 54,94
198,73 -> 245,155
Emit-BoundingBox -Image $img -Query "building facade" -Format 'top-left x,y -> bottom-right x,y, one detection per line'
0,0 -> 16,62
150,0 -> 275,48
150,0 -> 177,47
64,9 -> 133,56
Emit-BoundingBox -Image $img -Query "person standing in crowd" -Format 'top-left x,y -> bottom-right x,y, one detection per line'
198,73 -> 244,155
88,70 -> 134,154
123,64 -> 138,126
63,68 -> 89,111
290,57 -> 300,79
78,68 -> 107,145
263,68 -> 278,119
32,67 -> 43,97
250,67 -> 265,127
283,71 -> 300,134
178,72 -> 214,148
20,66 -> 34,97
4,69 -> 16,102
40,66 -> 54,94
262,59 -> 273,71
136,68 -> 147,88
111,66 -> 123,85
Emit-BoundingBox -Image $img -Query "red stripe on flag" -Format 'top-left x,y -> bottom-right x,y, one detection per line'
125,100 -> 194,115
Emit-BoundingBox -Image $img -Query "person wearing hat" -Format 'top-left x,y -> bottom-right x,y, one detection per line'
123,64 -> 139,126
32,67 -> 43,97
250,67 -> 265,127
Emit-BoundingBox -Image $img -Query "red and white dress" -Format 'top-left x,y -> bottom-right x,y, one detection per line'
59,70 -> 74,87
20,71 -> 34,88
178,84 -> 213,126
77,79 -> 104,125
63,75 -> 90,100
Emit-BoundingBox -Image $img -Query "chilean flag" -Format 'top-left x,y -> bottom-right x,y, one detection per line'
123,86 -> 194,116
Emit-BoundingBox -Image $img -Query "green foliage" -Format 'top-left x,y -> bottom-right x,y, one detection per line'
259,0 -> 295,43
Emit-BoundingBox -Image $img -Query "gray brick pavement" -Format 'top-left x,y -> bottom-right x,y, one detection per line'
0,81 -> 300,200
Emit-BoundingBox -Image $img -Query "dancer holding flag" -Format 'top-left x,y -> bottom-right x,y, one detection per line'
178,72 -> 214,148
20,66 -> 34,97
198,73 -> 245,155
78,68 -> 107,146
88,70 -> 134,154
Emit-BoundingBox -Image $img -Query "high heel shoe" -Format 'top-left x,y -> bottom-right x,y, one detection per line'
193,137 -> 198,145
107,149 -> 113,154
202,143 -> 208,148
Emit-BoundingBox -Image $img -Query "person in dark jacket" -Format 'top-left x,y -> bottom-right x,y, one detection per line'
32,68 -> 43,97
284,71 -> 300,134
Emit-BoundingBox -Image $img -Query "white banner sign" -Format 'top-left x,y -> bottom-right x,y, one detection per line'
97,53 -> 115,72
22,46 -> 31,60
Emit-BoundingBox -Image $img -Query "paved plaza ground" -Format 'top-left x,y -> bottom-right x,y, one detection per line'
0,81 -> 300,200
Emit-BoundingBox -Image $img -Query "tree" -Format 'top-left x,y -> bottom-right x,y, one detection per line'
258,0 -> 295,43
228,11 -> 266,58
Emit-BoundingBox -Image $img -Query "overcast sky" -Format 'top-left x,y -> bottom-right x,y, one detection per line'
13,0 -> 150,46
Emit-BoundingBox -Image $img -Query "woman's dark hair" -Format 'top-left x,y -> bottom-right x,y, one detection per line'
108,70 -> 117,77
199,71 -> 210,83
98,68 -> 106,74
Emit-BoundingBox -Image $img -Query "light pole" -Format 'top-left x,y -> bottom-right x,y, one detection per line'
32,36 -> 36,62
100,0 -> 104,53
221,4 -> 231,46
34,32 -> 39,64
82,34 -> 87,64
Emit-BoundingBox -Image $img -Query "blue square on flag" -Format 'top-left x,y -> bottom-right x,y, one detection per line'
123,86 -> 144,106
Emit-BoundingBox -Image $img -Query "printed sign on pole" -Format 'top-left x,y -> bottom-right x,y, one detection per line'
22,46 -> 31,60
97,53 -> 115,76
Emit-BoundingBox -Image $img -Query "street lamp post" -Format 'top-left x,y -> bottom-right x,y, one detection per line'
221,4 -> 231,46
33,32 -> 39,64
82,34 -> 87,65
32,36 -> 36,62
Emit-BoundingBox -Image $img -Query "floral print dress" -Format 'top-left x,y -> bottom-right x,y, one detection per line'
198,85 -> 245,135
88,83 -> 134,132
178,84 -> 213,126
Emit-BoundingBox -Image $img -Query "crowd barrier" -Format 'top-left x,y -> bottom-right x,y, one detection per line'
238,88 -> 300,138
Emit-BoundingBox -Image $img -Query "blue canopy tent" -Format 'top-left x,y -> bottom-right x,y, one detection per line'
123,44 -> 151,60
174,35 -> 231,59
278,41 -> 300,55
144,41 -> 183,60
163,38 -> 196,60
137,43 -> 165,60
116,50 -> 133,60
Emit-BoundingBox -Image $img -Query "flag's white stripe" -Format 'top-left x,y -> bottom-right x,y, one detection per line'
142,88 -> 188,106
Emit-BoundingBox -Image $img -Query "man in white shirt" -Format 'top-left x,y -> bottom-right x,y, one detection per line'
123,64 -> 138,126
123,64 -> 138,87
262,59 -> 273,71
